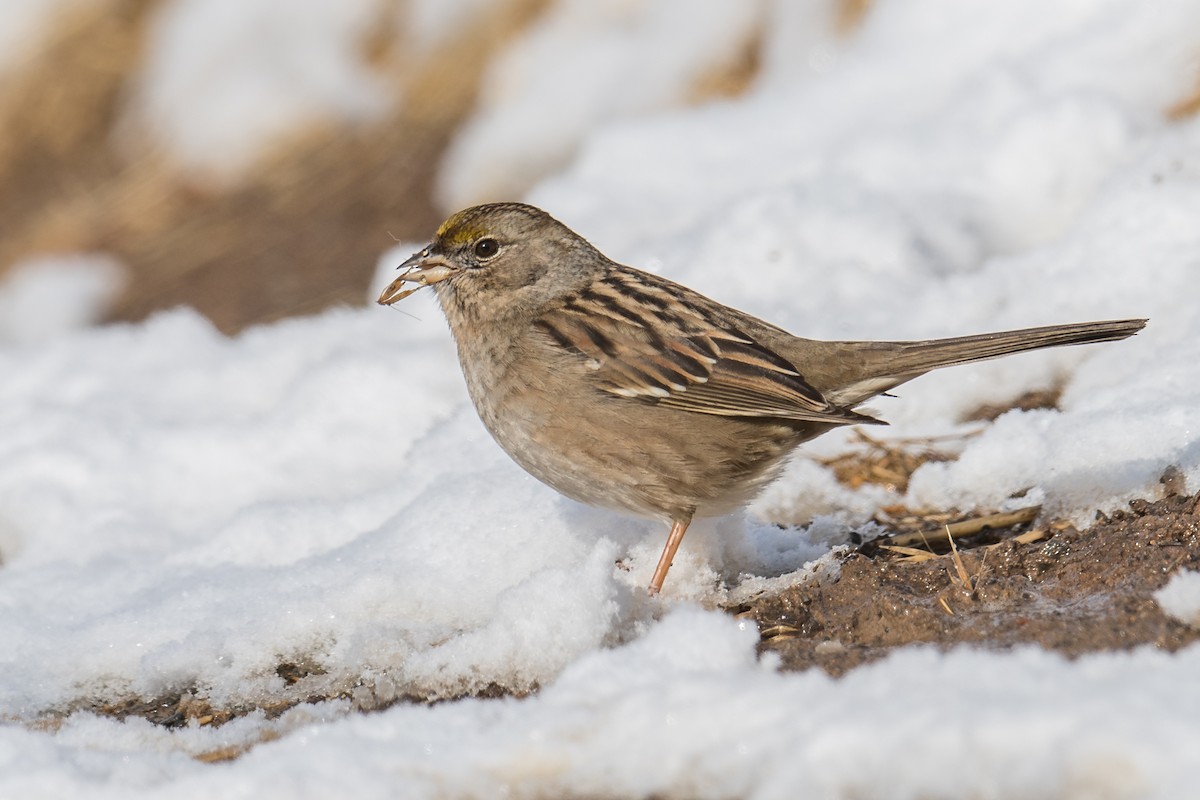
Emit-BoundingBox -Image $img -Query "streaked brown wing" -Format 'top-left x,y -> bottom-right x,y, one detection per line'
533,268 -> 879,426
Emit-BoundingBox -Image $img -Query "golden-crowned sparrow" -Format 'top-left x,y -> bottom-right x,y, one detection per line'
379,203 -> 1145,595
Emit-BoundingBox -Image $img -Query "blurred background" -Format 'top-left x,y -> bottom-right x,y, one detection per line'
0,0 -> 875,336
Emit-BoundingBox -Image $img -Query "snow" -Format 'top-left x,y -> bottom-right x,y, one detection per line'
119,0 -> 394,185
3,0 -> 1200,797
0,254 -> 126,345
436,0 -> 762,209
6,615 -> 1200,798
1156,570 -> 1200,628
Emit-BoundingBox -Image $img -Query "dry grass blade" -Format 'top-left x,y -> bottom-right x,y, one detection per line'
759,624 -> 802,640
194,730 -> 281,764
878,545 -> 939,561
886,506 -> 1041,548
818,429 -> 967,493
194,745 -> 248,764
1013,528 -> 1049,545
946,524 -> 974,593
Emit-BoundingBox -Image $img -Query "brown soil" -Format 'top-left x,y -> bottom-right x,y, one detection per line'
752,490 -> 1200,676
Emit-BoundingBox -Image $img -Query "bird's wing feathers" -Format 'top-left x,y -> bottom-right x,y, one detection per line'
533,269 -> 878,426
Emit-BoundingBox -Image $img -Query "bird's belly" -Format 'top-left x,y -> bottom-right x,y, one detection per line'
467,365 -> 815,520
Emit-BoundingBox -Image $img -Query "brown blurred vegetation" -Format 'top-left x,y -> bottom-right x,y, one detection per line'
0,0 -> 846,335
0,0 -> 549,334
5,0 -> 1198,336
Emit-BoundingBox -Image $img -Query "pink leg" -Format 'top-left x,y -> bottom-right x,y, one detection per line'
648,516 -> 692,596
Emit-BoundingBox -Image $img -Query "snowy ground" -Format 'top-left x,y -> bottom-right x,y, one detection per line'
3,1 -> 1200,797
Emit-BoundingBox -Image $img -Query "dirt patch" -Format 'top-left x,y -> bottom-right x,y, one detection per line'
963,386 -> 1064,423
751,490 -> 1200,676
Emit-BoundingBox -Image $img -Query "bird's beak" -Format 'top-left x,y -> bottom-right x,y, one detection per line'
377,247 -> 457,306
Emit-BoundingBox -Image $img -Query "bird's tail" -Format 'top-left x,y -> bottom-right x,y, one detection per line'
825,318 -> 1146,406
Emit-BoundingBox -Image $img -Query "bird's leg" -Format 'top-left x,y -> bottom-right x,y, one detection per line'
648,514 -> 693,596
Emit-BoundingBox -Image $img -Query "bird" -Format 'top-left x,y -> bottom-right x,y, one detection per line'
378,202 -> 1145,595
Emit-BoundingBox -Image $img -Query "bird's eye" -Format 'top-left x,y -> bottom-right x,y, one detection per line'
473,238 -> 499,259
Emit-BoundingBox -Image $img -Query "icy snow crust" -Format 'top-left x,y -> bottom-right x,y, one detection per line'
4,0 -> 1200,797
1156,570 -> 1200,628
